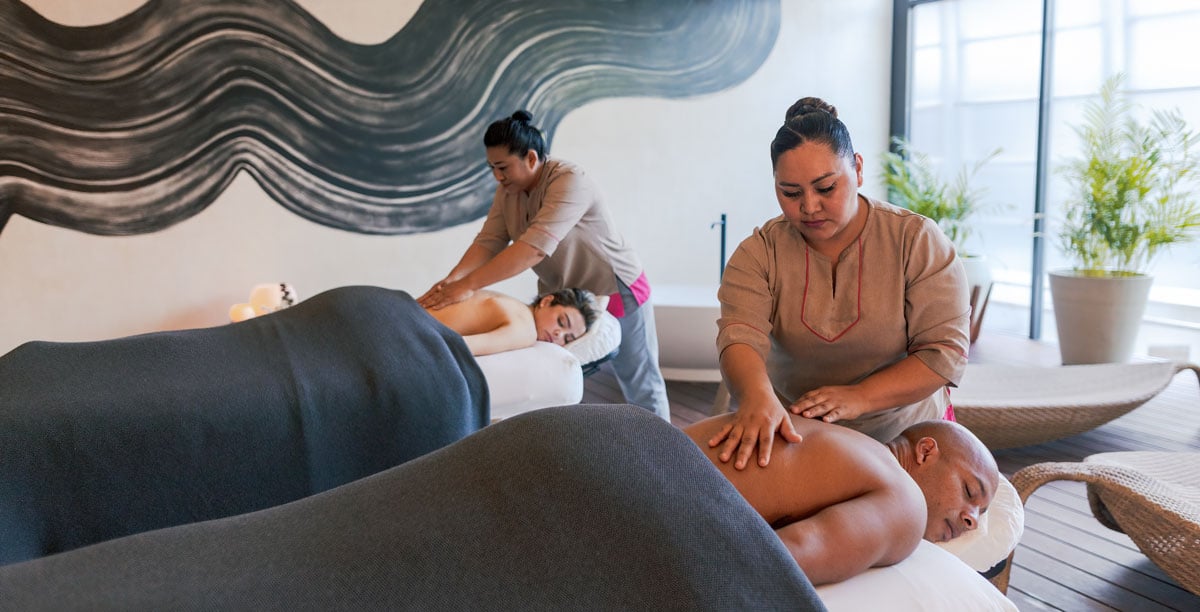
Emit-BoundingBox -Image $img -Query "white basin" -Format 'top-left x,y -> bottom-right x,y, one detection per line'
653,284 -> 722,381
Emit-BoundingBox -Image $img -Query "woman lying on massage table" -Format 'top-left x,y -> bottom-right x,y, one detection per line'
425,287 -> 600,356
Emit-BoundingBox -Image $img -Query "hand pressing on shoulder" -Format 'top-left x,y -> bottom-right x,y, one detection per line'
707,393 -> 802,470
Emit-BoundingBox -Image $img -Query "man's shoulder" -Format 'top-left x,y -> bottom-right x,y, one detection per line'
784,418 -> 909,480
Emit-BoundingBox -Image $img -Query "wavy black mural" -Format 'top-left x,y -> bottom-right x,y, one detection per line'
0,0 -> 779,236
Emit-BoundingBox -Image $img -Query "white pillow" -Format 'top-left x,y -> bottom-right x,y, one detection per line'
935,474 -> 1024,571
816,540 -> 1017,611
475,342 -> 583,421
564,311 -> 622,366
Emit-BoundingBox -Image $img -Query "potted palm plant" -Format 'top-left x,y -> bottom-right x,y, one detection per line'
1050,74 -> 1200,364
881,137 -> 1001,342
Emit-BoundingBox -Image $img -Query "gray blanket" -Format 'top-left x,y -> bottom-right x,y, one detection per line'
0,286 -> 488,565
0,405 -> 826,611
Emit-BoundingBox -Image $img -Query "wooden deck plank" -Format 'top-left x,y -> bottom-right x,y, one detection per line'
1007,559 -> 1122,611
1017,529 -> 1193,608
1007,588 -> 1061,611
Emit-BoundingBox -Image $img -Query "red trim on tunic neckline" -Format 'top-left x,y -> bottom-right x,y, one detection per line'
801,238 -> 863,342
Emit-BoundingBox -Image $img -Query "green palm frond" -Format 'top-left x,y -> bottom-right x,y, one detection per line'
881,137 -> 1001,254
1057,74 -> 1200,274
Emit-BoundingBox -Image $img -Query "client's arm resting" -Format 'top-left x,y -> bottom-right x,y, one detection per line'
460,319 -> 535,356
776,487 -> 924,586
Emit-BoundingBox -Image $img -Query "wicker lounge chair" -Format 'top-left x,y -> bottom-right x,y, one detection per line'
994,452 -> 1200,596
952,361 -> 1200,450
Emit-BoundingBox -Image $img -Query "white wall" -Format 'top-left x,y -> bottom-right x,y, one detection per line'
0,0 -> 893,354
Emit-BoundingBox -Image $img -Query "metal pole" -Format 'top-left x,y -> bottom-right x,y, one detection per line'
711,213 -> 728,282
888,0 -> 912,144
1029,0 -> 1055,339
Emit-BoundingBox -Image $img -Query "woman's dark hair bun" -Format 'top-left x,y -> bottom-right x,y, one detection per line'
485,109 -> 548,158
784,97 -> 837,122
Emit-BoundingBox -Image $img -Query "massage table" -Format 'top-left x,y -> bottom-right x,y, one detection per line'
0,405 -> 1021,610
477,309 -> 622,420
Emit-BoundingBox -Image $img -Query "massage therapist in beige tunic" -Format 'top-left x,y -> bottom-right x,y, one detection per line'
711,97 -> 970,470
420,111 -> 670,419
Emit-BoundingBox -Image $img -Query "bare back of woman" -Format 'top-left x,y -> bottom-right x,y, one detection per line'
425,290 -> 537,356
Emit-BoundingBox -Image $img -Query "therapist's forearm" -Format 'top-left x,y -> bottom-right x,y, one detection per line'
446,244 -> 496,282
460,241 -> 546,290
720,344 -> 778,407
853,356 -> 949,412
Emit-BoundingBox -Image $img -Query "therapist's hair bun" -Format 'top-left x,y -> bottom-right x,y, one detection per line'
485,109 -> 547,158
771,96 -> 854,166
784,97 -> 837,122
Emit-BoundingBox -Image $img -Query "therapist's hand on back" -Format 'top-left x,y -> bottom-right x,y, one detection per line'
708,394 -> 802,470
418,279 -> 475,310
789,385 -> 871,423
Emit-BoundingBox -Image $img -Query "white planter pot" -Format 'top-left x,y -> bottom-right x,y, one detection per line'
959,255 -> 993,294
1048,270 -> 1153,365
959,255 -> 993,344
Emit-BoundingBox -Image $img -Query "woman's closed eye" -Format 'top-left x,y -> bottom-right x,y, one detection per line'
557,314 -> 580,343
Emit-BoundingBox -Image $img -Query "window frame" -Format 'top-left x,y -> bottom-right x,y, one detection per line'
890,0 -> 1056,340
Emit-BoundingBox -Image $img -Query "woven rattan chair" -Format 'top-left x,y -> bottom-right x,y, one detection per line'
952,361 -> 1200,450
993,452 -> 1200,596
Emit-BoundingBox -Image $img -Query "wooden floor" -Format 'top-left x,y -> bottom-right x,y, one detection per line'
582,332 -> 1200,611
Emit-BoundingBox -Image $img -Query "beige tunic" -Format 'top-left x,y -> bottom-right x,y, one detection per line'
717,195 -> 970,442
472,158 -> 642,296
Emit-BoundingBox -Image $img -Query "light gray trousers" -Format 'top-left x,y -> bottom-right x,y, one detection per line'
611,280 -> 671,421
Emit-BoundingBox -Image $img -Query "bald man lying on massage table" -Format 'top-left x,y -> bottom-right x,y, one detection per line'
686,414 -> 999,586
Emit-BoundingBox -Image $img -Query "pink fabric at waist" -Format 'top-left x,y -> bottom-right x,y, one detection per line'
607,272 -> 650,318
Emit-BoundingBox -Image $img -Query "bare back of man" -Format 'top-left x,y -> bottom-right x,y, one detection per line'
684,414 -> 926,586
425,290 -> 536,356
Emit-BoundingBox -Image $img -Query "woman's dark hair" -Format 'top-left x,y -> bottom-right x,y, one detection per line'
532,288 -> 600,331
484,110 -> 548,159
769,97 -> 855,167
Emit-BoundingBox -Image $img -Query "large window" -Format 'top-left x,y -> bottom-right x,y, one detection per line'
898,0 -> 1200,345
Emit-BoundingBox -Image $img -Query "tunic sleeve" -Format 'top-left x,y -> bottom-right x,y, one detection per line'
516,170 -> 593,257
472,188 -> 512,255
904,219 -> 971,385
717,228 -> 776,362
